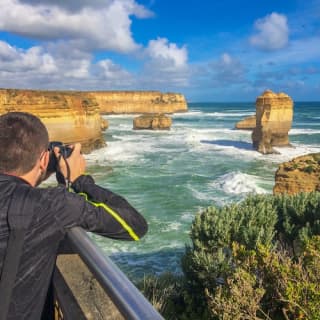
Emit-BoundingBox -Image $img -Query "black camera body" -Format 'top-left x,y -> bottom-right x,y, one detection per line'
47,141 -> 73,173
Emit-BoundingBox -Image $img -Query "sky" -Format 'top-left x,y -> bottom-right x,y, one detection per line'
0,0 -> 319,102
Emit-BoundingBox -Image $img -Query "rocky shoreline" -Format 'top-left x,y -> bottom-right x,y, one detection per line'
274,153 -> 320,195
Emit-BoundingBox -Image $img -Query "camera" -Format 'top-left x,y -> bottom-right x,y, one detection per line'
47,141 -> 73,173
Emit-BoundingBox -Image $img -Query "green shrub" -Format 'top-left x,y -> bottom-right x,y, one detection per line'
181,195 -> 277,318
273,192 -> 320,253
303,165 -> 315,173
180,192 -> 320,319
207,238 -> 320,319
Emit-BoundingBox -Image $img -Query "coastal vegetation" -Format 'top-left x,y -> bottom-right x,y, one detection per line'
140,192 -> 320,319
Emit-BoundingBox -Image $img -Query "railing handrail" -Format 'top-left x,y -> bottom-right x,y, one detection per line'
66,227 -> 164,320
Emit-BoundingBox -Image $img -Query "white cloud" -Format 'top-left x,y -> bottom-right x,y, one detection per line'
0,41 -> 18,61
0,41 -> 57,74
0,0 -> 152,52
19,0 -> 151,17
146,37 -> 188,70
96,59 -> 133,82
64,59 -> 90,79
0,39 -> 137,89
250,12 -> 289,51
140,38 -> 190,88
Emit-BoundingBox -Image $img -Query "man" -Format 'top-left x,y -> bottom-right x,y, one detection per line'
0,112 -> 148,319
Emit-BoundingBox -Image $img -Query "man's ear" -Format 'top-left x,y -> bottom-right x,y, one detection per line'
40,150 -> 50,171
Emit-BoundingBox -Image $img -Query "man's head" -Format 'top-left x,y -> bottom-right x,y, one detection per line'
0,112 -> 49,176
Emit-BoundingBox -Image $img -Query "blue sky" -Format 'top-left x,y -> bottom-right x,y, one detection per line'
0,0 -> 319,102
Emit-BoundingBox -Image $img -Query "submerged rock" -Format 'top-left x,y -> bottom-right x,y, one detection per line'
252,90 -> 293,154
273,153 -> 320,195
133,114 -> 172,130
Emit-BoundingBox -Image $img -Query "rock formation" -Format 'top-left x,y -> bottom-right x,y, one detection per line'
0,89 -> 187,151
0,89 -> 105,153
235,115 -> 256,130
133,114 -> 172,130
92,91 -> 187,114
252,90 -> 293,154
273,153 -> 320,195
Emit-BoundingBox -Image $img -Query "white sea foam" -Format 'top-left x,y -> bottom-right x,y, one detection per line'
211,172 -> 268,195
271,145 -> 320,160
205,112 -> 254,117
180,212 -> 194,222
172,110 -> 203,117
173,110 -> 254,118
289,128 -> 320,135
85,137 -> 155,164
187,185 -> 213,201
103,114 -> 136,119
163,222 -> 183,232
110,123 -> 133,131
185,128 -> 251,145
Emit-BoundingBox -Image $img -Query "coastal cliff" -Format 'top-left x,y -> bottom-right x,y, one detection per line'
252,90 -> 293,154
273,153 -> 320,195
91,91 -> 187,114
0,89 -> 105,153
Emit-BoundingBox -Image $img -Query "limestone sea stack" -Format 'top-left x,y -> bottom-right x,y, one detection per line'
252,90 -> 293,154
133,114 -> 172,130
235,115 -> 256,130
0,89 -> 105,153
92,91 -> 187,114
273,153 -> 320,195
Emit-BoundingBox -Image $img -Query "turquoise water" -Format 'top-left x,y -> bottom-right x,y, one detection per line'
84,102 -> 320,280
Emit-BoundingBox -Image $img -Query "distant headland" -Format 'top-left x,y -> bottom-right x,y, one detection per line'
0,89 -> 188,152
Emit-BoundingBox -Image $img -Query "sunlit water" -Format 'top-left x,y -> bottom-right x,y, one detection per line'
75,102 -> 320,280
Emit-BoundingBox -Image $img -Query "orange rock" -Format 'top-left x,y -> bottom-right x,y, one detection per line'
0,89 -> 187,151
273,153 -> 320,195
91,91 -> 187,114
0,89 -> 105,153
252,90 -> 293,154
133,114 -> 172,130
235,115 -> 256,130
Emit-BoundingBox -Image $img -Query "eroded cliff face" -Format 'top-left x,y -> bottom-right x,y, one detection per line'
0,89 -> 105,153
273,153 -> 320,195
252,90 -> 293,154
0,89 -> 187,152
91,91 -> 187,114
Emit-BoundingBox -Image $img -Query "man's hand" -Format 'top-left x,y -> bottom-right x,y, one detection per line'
54,143 -> 86,182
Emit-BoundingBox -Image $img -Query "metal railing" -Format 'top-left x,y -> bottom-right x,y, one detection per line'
57,227 -> 164,320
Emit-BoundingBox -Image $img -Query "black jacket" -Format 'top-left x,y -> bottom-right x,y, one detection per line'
0,173 -> 148,319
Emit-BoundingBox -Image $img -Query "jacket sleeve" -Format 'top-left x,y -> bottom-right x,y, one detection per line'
68,175 -> 148,241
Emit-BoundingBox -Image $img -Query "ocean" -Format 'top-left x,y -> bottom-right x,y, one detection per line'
84,102 -> 320,281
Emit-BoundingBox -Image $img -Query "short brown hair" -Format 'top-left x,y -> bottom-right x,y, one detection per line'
0,112 -> 49,175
